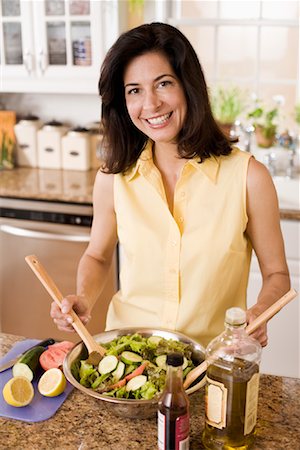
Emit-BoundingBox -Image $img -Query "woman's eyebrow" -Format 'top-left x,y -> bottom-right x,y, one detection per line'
124,73 -> 177,89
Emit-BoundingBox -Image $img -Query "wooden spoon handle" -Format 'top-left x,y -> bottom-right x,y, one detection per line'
25,254 -> 106,357
183,288 -> 298,390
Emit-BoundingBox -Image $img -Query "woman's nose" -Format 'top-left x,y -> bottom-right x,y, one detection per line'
143,89 -> 162,110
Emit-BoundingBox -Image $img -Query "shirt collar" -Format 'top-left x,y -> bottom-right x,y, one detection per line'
124,140 -> 220,183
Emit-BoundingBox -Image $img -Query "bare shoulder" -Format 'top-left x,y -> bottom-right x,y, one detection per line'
247,156 -> 273,189
246,156 -> 279,216
93,170 -> 114,209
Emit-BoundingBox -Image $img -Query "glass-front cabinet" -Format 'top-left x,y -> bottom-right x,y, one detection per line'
0,0 -> 119,93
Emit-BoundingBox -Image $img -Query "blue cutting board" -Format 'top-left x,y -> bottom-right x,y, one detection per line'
0,339 -> 73,422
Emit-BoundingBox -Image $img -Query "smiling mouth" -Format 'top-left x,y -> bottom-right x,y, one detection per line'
146,112 -> 172,126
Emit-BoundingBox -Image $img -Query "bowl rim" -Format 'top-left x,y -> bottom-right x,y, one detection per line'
63,327 -> 206,404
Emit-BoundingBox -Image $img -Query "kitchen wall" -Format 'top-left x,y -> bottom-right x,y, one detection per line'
0,92 -> 100,128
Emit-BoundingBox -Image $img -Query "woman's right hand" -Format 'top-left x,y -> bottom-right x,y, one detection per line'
50,294 -> 91,332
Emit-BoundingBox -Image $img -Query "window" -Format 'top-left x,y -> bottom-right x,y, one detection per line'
159,0 -> 299,130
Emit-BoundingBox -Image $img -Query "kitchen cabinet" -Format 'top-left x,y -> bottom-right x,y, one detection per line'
247,219 -> 300,378
0,0 -> 119,94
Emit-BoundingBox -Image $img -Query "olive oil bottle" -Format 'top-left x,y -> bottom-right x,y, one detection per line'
158,353 -> 190,450
202,307 -> 262,450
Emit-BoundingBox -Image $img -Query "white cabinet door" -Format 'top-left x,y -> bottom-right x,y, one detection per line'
247,219 -> 300,378
1,0 -> 119,94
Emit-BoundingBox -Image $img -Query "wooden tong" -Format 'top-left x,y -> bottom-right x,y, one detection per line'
25,254 -> 106,365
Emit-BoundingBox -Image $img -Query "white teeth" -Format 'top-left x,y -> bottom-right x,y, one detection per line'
147,113 -> 171,125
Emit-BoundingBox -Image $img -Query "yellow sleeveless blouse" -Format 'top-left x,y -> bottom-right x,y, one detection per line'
106,141 -> 252,347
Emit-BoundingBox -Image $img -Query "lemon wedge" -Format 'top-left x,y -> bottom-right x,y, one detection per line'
2,376 -> 34,407
38,368 -> 67,397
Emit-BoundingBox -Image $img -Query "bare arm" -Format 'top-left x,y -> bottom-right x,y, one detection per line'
51,170 -> 117,331
246,157 -> 290,346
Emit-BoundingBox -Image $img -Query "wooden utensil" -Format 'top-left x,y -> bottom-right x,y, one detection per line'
25,254 -> 106,365
184,288 -> 298,393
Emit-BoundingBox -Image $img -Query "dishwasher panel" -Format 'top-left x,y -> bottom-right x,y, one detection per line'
0,199 -> 117,342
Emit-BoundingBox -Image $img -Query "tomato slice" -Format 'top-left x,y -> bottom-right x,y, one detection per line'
39,341 -> 75,371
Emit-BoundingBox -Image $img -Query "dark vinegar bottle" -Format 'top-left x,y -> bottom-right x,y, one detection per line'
158,352 -> 190,450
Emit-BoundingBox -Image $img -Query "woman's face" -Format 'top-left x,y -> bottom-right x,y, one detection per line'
124,51 -> 187,145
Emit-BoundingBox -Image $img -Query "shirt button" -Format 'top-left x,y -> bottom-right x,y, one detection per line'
181,191 -> 186,198
179,216 -> 184,223
171,241 -> 177,246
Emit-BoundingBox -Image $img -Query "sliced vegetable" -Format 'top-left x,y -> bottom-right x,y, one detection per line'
121,351 -> 143,364
148,336 -> 162,346
98,355 -> 118,375
112,361 -> 125,382
12,345 -> 46,381
39,341 -> 75,371
156,355 -> 167,370
126,375 -> 147,392
126,362 -> 147,381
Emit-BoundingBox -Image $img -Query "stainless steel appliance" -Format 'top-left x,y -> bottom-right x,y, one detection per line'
0,197 -> 117,341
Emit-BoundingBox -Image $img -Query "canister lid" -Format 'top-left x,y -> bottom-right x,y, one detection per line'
225,307 -> 246,326
44,120 -> 64,127
70,126 -> 89,133
20,114 -> 40,121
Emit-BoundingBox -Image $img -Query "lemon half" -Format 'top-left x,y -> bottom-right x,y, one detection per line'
38,368 -> 66,397
3,376 -> 34,407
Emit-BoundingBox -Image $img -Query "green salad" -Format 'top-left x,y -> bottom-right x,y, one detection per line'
71,333 -> 195,400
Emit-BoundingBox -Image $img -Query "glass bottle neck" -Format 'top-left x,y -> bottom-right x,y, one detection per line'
165,365 -> 184,391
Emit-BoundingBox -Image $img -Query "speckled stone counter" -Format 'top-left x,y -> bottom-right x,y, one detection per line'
0,168 -> 97,204
1,333 -> 300,450
0,167 -> 299,220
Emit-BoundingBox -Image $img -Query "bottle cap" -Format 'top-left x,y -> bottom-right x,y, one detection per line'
166,353 -> 184,367
225,307 -> 246,326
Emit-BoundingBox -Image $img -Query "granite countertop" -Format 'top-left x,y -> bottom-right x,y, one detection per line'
0,167 -> 299,220
1,333 -> 300,450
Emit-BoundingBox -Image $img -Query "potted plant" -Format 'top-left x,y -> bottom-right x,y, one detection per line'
210,86 -> 246,138
247,104 -> 279,148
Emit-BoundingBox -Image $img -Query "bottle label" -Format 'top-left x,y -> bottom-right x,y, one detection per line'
158,410 -> 190,450
244,372 -> 260,435
205,376 -> 228,429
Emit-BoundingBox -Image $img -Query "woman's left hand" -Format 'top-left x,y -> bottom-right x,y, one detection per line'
246,304 -> 268,347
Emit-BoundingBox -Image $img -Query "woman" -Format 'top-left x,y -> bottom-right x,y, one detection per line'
51,23 -> 290,348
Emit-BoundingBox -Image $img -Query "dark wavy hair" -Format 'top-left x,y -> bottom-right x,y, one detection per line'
99,22 -> 232,173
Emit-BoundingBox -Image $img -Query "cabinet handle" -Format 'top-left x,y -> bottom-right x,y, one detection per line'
24,51 -> 33,74
38,50 -> 48,74
0,224 -> 90,243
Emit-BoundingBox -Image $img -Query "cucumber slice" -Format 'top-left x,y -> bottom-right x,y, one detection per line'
156,355 -> 167,370
148,336 -> 162,346
121,351 -> 143,365
126,375 -> 147,392
112,361 -> 125,381
12,362 -> 34,382
182,357 -> 188,370
98,355 -> 118,375
12,345 -> 46,380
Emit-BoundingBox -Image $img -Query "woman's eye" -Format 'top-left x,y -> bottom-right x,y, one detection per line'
158,80 -> 172,88
127,87 -> 139,95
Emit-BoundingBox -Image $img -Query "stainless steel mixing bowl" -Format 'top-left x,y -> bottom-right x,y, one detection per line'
63,327 -> 206,419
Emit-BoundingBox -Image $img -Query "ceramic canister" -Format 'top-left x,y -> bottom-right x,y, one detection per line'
61,127 -> 91,171
37,120 -> 68,169
14,115 -> 43,167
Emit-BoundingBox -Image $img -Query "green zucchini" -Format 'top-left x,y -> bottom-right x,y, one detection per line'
12,345 -> 46,381
121,351 -> 143,365
126,375 -> 147,392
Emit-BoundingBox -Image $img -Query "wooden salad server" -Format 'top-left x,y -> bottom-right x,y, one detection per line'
184,288 -> 298,393
25,254 -> 106,365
